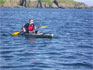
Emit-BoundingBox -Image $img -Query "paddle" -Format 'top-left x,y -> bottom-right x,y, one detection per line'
11,26 -> 48,36
39,26 -> 48,28
11,31 -> 22,36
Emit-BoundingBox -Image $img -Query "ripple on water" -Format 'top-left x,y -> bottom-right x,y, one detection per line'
0,8 -> 93,70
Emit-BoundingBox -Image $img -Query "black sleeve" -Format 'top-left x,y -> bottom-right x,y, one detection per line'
24,23 -> 29,28
33,24 -> 35,27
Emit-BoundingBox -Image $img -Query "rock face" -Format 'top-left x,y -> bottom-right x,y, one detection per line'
0,0 -> 91,8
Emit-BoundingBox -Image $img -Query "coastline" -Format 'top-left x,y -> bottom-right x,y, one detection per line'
0,0 -> 93,9
0,6 -> 93,9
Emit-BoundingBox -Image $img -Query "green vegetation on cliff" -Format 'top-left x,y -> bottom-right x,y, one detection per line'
0,0 -> 89,8
41,0 -> 52,4
57,0 -> 88,8
58,0 -> 76,3
0,0 -> 5,4
58,0 -> 78,5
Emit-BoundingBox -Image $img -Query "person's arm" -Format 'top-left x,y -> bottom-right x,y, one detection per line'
22,27 -> 26,32
34,26 -> 36,30
24,23 -> 29,28
33,24 -> 36,30
22,23 -> 29,32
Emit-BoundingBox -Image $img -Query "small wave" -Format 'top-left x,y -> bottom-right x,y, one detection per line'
78,45 -> 93,48
61,62 -> 93,69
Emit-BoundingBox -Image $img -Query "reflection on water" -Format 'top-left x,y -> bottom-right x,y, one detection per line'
24,36 -> 35,44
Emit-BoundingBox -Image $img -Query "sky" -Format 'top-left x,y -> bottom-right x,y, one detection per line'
75,0 -> 93,6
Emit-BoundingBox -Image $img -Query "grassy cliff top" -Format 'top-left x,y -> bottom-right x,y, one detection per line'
41,0 -> 52,4
0,0 -> 89,8
40,0 -> 77,4
58,0 -> 77,4
40,0 -> 87,6
0,0 -> 5,4
56,0 -> 87,6
0,0 -> 87,5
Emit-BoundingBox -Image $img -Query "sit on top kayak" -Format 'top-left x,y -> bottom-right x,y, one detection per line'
19,31 -> 54,38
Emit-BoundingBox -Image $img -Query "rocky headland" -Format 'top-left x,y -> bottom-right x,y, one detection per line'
0,0 -> 92,9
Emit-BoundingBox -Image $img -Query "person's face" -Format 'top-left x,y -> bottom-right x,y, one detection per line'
29,20 -> 33,24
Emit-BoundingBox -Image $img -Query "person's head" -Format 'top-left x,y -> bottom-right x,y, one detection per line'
29,19 -> 33,24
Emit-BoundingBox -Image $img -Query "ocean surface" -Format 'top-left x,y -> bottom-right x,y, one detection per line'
0,8 -> 93,70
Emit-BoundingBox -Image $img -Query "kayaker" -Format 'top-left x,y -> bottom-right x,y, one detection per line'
22,19 -> 36,33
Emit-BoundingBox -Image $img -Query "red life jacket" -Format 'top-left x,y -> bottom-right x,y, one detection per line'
27,24 -> 34,31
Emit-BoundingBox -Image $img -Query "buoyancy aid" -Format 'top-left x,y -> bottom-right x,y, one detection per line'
27,24 -> 34,31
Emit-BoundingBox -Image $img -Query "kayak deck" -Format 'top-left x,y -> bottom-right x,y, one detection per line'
19,32 -> 54,38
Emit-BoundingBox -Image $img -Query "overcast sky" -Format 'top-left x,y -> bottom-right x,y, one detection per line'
75,0 -> 93,6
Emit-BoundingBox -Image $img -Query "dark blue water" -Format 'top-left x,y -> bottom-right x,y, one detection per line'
0,8 -> 93,70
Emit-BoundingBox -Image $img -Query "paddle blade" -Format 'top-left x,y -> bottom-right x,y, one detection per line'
39,26 -> 48,28
11,32 -> 20,36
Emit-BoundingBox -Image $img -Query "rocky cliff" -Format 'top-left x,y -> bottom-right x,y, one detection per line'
0,0 -> 90,8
